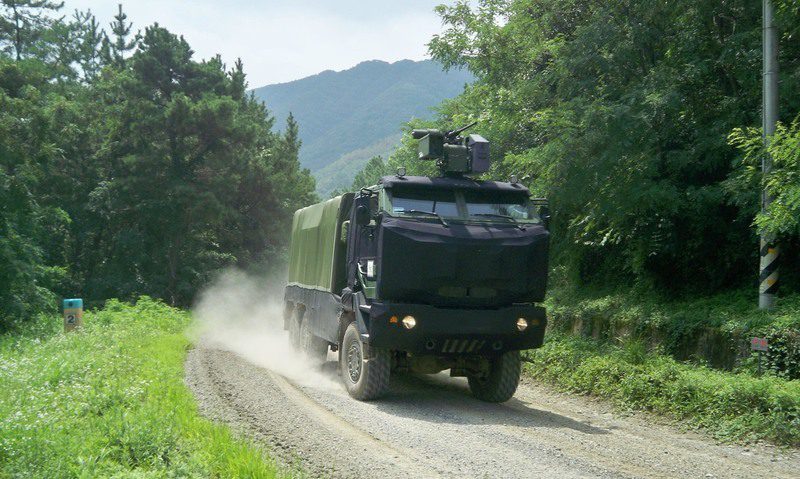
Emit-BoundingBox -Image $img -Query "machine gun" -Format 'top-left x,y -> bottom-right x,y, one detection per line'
411,121 -> 489,176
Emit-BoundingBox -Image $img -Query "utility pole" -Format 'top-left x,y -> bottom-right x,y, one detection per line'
759,0 -> 779,309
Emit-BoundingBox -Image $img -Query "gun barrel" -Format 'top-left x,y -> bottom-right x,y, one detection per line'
447,121 -> 478,139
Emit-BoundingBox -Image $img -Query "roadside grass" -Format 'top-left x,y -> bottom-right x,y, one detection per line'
523,334 -> 800,447
0,297 -> 280,478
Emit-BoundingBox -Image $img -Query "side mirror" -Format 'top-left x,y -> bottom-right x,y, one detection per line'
539,205 -> 551,229
355,205 -> 371,226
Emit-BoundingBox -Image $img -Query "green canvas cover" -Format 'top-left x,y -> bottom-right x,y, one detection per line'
287,194 -> 351,292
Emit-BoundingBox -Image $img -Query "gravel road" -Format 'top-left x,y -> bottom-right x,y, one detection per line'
185,344 -> 799,479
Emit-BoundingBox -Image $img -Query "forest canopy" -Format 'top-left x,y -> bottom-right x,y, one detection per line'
354,0 -> 800,294
0,2 -> 316,328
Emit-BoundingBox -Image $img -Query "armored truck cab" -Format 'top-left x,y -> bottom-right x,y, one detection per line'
284,128 -> 550,402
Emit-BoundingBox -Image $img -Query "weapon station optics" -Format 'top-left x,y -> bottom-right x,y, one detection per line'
411,121 -> 489,176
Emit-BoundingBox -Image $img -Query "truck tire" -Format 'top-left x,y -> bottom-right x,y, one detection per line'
300,315 -> 329,362
467,351 -> 521,403
288,307 -> 302,350
340,322 -> 390,400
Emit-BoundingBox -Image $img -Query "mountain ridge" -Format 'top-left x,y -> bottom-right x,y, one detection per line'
251,59 -> 473,195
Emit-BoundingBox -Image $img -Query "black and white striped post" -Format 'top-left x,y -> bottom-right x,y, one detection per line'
759,238 -> 779,307
760,0 -> 779,310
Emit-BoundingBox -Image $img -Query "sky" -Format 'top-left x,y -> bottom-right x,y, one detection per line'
65,0 -> 446,87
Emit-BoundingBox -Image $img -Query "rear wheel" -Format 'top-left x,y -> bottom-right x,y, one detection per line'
288,307 -> 302,350
339,322 -> 390,400
300,314 -> 329,362
467,351 -> 521,403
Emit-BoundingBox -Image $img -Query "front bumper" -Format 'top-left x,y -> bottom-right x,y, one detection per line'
365,301 -> 546,354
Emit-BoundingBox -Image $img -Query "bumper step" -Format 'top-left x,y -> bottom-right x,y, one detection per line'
440,338 -> 487,353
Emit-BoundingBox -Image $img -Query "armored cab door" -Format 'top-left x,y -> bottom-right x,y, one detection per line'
347,189 -> 379,297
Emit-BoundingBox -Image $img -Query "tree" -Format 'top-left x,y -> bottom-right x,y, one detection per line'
100,3 -> 137,68
351,156 -> 388,190
78,25 -> 315,305
72,9 -> 103,80
407,0 -> 800,291
0,9 -> 317,324
230,112 -> 316,270
281,112 -> 302,161
729,116 -> 800,237
0,0 -> 63,60
0,57 -> 72,328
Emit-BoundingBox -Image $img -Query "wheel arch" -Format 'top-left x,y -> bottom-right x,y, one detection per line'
337,310 -> 355,349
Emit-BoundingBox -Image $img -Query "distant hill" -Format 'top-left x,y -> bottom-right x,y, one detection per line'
251,59 -> 473,195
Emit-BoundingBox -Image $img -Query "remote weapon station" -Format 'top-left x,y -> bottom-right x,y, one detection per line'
284,124 -> 550,402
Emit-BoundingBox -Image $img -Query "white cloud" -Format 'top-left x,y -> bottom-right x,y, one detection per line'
64,1 -> 443,86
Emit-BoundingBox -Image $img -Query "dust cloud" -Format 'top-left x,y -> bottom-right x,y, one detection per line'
191,269 -> 340,389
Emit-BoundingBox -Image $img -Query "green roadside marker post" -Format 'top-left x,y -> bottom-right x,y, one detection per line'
63,298 -> 84,332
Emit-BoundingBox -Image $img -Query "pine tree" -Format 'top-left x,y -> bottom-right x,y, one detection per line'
283,112 -> 301,158
100,3 -> 137,68
73,9 -> 102,79
0,0 -> 64,60
230,57 -> 246,99
351,156 -> 389,190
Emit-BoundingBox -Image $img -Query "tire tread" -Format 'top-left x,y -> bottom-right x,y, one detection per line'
341,323 -> 390,400
468,351 -> 521,403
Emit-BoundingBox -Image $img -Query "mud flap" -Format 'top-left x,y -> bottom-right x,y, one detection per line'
352,291 -> 371,342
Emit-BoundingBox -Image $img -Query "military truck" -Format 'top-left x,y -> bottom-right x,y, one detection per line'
284,125 -> 550,402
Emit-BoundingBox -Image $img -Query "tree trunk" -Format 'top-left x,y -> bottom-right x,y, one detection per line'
12,1 -> 22,61
167,244 -> 178,306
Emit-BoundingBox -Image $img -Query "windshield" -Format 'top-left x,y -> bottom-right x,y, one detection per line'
390,188 -> 459,217
388,187 -> 542,224
464,190 -> 540,223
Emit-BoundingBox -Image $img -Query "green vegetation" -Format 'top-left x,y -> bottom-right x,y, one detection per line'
357,0 -> 800,293
729,116 -> 800,236
524,334 -> 800,446
316,134 -> 400,198
331,154 -> 396,196
546,282 -> 800,374
0,297 -> 279,477
1,3 -> 316,330
251,59 -> 473,195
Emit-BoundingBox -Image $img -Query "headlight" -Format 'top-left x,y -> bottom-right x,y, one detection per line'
402,315 -> 417,329
516,318 -> 528,332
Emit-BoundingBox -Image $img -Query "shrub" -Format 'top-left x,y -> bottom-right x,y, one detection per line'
546,286 -> 800,374
524,334 -> 800,446
764,328 -> 800,380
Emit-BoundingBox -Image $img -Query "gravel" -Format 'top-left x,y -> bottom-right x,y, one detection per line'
185,345 -> 799,479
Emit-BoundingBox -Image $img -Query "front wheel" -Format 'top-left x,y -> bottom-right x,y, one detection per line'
467,351 -> 521,403
339,322 -> 390,400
